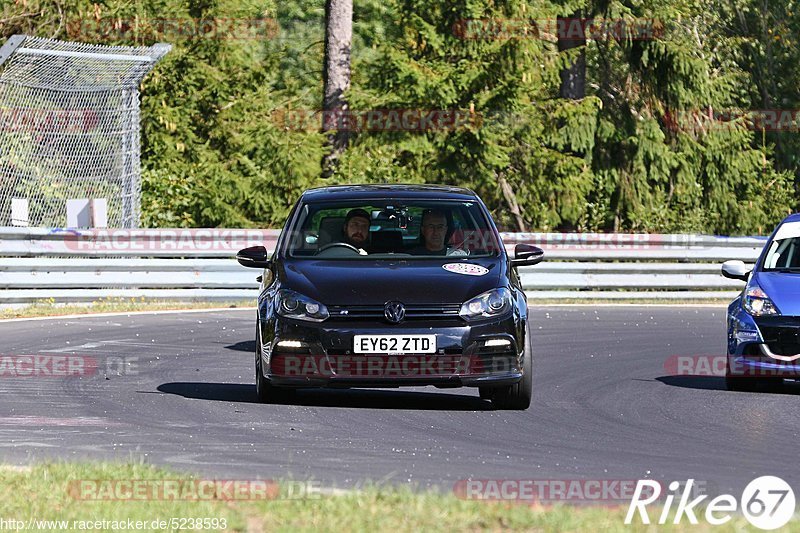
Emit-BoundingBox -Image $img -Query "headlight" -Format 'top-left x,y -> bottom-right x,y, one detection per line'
276,289 -> 329,322
742,284 -> 780,316
460,288 -> 513,321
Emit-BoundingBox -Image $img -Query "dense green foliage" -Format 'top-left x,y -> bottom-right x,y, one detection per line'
1,0 -> 797,233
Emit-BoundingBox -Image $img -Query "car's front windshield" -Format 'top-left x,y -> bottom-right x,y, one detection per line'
762,221 -> 800,271
285,199 -> 502,259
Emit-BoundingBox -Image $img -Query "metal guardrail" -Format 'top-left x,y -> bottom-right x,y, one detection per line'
0,228 -> 765,303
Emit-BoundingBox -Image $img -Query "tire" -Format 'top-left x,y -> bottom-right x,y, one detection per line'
725,355 -> 781,392
725,354 -> 754,391
478,387 -> 494,400
491,323 -> 533,410
255,324 -> 295,404
255,345 -> 271,403
724,374 -> 756,392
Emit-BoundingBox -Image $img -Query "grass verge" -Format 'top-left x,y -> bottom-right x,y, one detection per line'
0,298 -> 254,320
0,462 -> 786,532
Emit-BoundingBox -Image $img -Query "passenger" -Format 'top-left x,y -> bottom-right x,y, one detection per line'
409,209 -> 467,256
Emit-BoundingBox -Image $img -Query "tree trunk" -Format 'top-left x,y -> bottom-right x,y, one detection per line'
321,0 -> 353,178
557,10 -> 586,100
498,174 -> 527,232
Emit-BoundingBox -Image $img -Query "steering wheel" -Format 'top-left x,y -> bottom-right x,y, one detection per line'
316,242 -> 362,256
447,247 -> 469,256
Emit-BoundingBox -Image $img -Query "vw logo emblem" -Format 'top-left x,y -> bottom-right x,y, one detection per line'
384,301 -> 405,324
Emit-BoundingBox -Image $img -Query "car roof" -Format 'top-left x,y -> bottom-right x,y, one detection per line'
782,213 -> 800,224
300,184 -> 478,202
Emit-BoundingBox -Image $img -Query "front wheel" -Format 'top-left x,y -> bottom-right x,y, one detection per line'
491,323 -> 533,410
478,387 -> 494,400
255,348 -> 271,402
255,325 -> 295,404
725,355 -> 781,392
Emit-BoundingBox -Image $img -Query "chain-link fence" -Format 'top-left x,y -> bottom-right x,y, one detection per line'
0,35 -> 169,228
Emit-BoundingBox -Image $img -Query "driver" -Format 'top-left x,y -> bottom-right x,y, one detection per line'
341,208 -> 371,254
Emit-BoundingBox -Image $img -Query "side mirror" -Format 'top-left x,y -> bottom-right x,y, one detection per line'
237,246 -> 271,269
511,244 -> 544,267
721,260 -> 749,282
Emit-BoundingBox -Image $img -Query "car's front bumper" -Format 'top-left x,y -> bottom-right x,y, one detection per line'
728,352 -> 800,378
728,299 -> 800,377
267,373 -> 523,388
259,314 -> 526,388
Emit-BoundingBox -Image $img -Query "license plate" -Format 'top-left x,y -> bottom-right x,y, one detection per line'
353,335 -> 436,354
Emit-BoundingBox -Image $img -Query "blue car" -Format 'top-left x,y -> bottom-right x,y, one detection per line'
723,214 -> 800,390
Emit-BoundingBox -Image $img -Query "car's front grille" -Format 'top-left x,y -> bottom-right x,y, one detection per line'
755,317 -> 800,356
327,303 -> 462,321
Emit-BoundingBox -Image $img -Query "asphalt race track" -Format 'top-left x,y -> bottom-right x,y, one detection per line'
1,306 -> 797,495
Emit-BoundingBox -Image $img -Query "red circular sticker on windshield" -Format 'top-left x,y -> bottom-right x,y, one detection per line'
442,263 -> 489,276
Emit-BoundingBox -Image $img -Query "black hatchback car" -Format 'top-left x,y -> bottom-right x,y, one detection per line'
237,185 -> 543,409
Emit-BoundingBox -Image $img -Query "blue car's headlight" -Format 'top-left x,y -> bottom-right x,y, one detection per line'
742,283 -> 780,316
276,289 -> 329,322
459,288 -> 513,321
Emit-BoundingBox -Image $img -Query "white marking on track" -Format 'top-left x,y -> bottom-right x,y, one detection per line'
41,342 -> 103,353
41,339 -> 187,352
0,416 -> 124,427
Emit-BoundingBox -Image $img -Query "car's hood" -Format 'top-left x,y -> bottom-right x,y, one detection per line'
278,257 -> 504,305
754,272 -> 800,315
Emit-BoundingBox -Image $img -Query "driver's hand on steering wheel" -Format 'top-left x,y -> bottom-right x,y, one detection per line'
315,242 -> 368,256
341,242 -> 368,255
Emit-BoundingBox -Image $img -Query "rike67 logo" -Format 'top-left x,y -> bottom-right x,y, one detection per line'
625,476 -> 795,530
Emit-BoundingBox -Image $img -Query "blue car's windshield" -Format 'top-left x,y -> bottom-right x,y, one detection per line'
763,222 -> 800,270
285,200 -> 502,259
